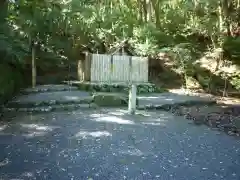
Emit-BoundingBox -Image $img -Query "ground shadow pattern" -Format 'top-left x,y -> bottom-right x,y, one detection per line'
0,109 -> 240,180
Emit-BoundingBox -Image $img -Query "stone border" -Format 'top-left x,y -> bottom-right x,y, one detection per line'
64,81 -> 166,94
4,103 -> 97,113
137,99 -> 217,110
7,97 -> 93,109
20,86 -> 78,94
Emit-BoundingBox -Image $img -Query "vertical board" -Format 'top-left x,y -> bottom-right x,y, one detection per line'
136,56 -> 148,83
91,54 -> 111,82
91,54 -> 148,83
112,55 -> 130,82
130,56 -> 148,83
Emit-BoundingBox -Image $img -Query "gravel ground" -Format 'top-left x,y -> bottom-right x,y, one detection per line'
166,89 -> 240,137
163,104 -> 240,137
0,108 -> 240,180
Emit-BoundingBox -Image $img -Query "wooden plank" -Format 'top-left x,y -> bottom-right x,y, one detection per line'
130,56 -> 148,83
91,54 -> 148,83
112,55 -> 130,82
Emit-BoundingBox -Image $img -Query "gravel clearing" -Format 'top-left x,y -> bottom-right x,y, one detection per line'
1,85 -> 240,179
0,108 -> 240,180
162,102 -> 240,137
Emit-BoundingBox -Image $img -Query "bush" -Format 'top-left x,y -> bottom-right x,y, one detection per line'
0,63 -> 25,105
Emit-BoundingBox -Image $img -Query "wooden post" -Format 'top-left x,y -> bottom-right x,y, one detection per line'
85,52 -> 91,81
31,46 -> 36,88
128,84 -> 137,114
110,55 -> 113,83
77,59 -> 85,81
128,56 -> 137,114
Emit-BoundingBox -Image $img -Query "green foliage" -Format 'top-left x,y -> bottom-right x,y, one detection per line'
4,0 -> 240,60
0,64 -> 24,104
77,83 -> 165,94
224,37 -> 240,63
0,0 -> 239,100
230,73 -> 240,90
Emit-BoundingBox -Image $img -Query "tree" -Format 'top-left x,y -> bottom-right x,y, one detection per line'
0,0 -> 239,93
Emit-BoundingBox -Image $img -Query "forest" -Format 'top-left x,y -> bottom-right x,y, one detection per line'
0,0 -> 240,104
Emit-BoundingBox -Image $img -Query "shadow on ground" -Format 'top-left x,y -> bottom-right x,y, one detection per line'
0,108 -> 240,180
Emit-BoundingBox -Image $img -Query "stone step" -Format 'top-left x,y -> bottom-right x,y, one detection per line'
137,92 -> 217,110
137,100 -> 216,110
5,98 -> 217,113
93,92 -> 139,107
5,91 -> 134,111
5,86 -> 218,113
7,98 -> 93,108
4,103 -> 97,113
6,92 -> 132,109
62,81 -> 165,94
7,91 -> 93,108
21,84 -> 78,94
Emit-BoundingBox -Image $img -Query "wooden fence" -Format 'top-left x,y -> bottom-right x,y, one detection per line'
90,54 -> 148,83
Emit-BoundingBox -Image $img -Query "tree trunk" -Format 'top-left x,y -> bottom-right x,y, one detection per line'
138,1 -> 144,22
0,0 -> 7,24
142,0 -> 148,22
142,0 -> 152,22
146,0 -> 152,22
222,0 -> 233,36
218,2 -> 224,34
151,0 -> 160,27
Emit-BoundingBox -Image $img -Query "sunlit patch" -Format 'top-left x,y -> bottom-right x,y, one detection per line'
23,131 -> 48,138
108,111 -> 125,116
35,126 -> 53,131
75,130 -> 112,138
108,109 -> 152,117
20,124 -> 58,131
119,148 -> 144,156
136,112 -> 151,117
138,96 -> 174,102
138,96 -> 161,99
117,109 -> 129,113
94,116 -> 134,125
0,125 -> 7,132
64,96 -> 80,100
22,172 -> 34,177
142,122 -> 164,126
155,118 -> 167,122
90,113 -> 102,118
0,158 -> 10,167
19,124 -> 59,138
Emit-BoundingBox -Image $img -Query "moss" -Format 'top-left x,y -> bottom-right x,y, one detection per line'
92,92 -> 139,107
77,82 -> 166,94
93,93 -> 128,107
